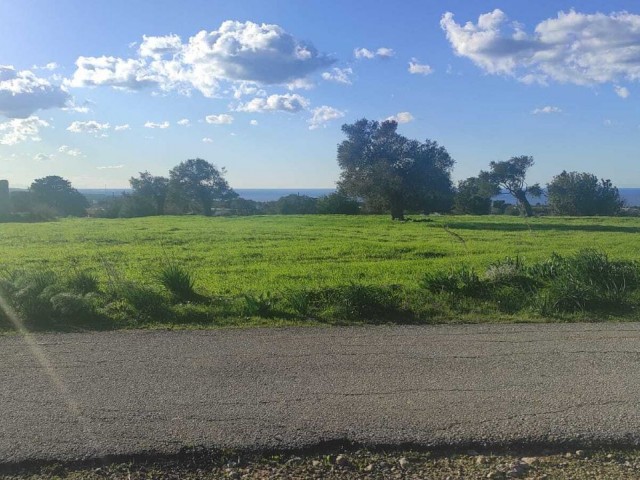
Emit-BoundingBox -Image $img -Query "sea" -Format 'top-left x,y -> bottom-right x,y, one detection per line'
79,188 -> 640,207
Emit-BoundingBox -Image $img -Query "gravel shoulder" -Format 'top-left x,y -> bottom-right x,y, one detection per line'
2,323 -> 640,468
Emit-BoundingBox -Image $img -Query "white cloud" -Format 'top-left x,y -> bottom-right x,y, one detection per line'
68,21 -> 334,98
33,153 -> 52,161
0,65 -> 69,118
231,82 -> 266,99
308,105 -> 345,130
354,47 -> 395,59
386,111 -> 414,124
441,9 -> 640,86
322,67 -> 353,84
408,58 -> 433,76
144,121 -> 169,129
0,116 -> 49,145
205,114 -> 233,124
58,145 -> 82,156
614,85 -> 630,98
532,105 -> 562,114
236,93 -> 309,113
114,123 -> 130,131
97,165 -> 124,169
202,137 -> 213,143
604,118 -> 613,126
249,119 -> 258,126
286,78 -> 314,90
67,120 -> 110,134
33,62 -> 59,71
177,118 -> 191,126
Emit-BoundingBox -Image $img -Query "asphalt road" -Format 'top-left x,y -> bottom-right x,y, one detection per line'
2,323 -> 640,466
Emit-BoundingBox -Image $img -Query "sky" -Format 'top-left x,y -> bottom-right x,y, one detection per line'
1,0 -> 640,189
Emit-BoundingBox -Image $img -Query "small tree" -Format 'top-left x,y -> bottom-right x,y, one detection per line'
30,176 -> 89,216
169,159 -> 236,216
129,171 -> 169,215
337,119 -> 454,220
454,176 -> 499,215
274,194 -> 318,214
547,171 -> 623,216
480,156 -> 542,217
317,192 -> 360,214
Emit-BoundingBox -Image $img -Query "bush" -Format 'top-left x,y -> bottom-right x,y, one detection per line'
316,193 -> 360,214
159,264 -> 196,301
243,292 -> 278,318
422,266 -> 484,297
66,271 -> 100,295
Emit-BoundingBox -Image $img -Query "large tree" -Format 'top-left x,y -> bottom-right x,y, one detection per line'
30,175 -> 89,216
547,171 -> 623,216
336,119 -> 454,220
169,158 -> 236,216
454,176 -> 500,215
480,156 -> 542,217
129,171 -> 169,215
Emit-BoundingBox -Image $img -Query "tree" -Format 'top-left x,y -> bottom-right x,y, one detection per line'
547,171 -> 623,216
129,171 -> 169,215
454,176 -> 499,215
480,156 -> 542,217
273,194 -> 317,214
30,176 -> 89,216
336,119 -> 455,220
316,192 -> 360,214
169,159 -> 236,216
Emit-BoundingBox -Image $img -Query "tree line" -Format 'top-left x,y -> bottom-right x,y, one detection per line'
0,118 -> 626,220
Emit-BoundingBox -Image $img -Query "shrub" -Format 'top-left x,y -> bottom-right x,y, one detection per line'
421,266 -> 484,297
243,292 -> 278,318
158,264 -> 196,301
66,271 -> 100,295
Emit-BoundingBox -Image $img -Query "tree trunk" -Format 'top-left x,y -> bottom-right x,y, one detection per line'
514,191 -> 533,217
390,204 -> 405,221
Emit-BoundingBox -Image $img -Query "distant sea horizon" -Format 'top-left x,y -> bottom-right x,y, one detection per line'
76,187 -> 640,207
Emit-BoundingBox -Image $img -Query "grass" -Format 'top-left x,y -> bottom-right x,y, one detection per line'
1,214 -> 640,331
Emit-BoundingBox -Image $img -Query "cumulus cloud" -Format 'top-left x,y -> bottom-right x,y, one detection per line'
33,153 -> 52,161
205,114 -> 233,124
0,116 -> 49,145
114,123 -> 130,131
286,78 -> 314,90
177,118 -> 191,126
0,65 -> 69,118
354,47 -> 395,59
58,145 -> 82,156
235,93 -> 309,113
322,67 -> 353,84
249,119 -> 258,126
386,111 -> 414,124
97,165 -> 124,169
408,59 -> 433,76
144,121 -> 169,129
308,105 -> 345,130
532,106 -> 562,114
202,137 -> 213,143
68,21 -> 333,98
67,120 -> 110,134
614,85 -> 630,98
441,9 -> 640,86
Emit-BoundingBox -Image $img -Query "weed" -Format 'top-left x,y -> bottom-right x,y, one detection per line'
159,264 -> 196,301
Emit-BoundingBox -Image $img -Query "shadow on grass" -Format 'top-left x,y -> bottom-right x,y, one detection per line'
439,221 -> 640,234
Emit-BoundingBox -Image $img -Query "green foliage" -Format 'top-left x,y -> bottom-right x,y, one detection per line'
30,175 -> 89,217
243,292 -> 277,318
480,156 -> 541,217
337,118 -> 455,220
547,171 -> 623,216
455,176 -> 499,215
422,266 -> 484,297
159,264 -> 196,301
66,270 -> 100,295
272,194 -> 317,214
129,171 -> 170,215
316,193 -> 360,214
169,158 -> 237,216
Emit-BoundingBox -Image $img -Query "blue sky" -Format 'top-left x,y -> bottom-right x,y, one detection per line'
1,0 -> 639,188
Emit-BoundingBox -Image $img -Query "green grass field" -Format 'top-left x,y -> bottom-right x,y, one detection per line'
1,214 -> 640,330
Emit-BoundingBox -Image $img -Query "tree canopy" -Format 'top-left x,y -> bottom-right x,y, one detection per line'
169,158 -> 236,216
480,156 -> 541,217
30,176 -> 88,216
454,176 -> 500,215
129,171 -> 169,215
547,171 -> 623,216
336,119 -> 454,220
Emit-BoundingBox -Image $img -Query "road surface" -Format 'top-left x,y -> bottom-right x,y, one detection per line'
2,323 -> 640,466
